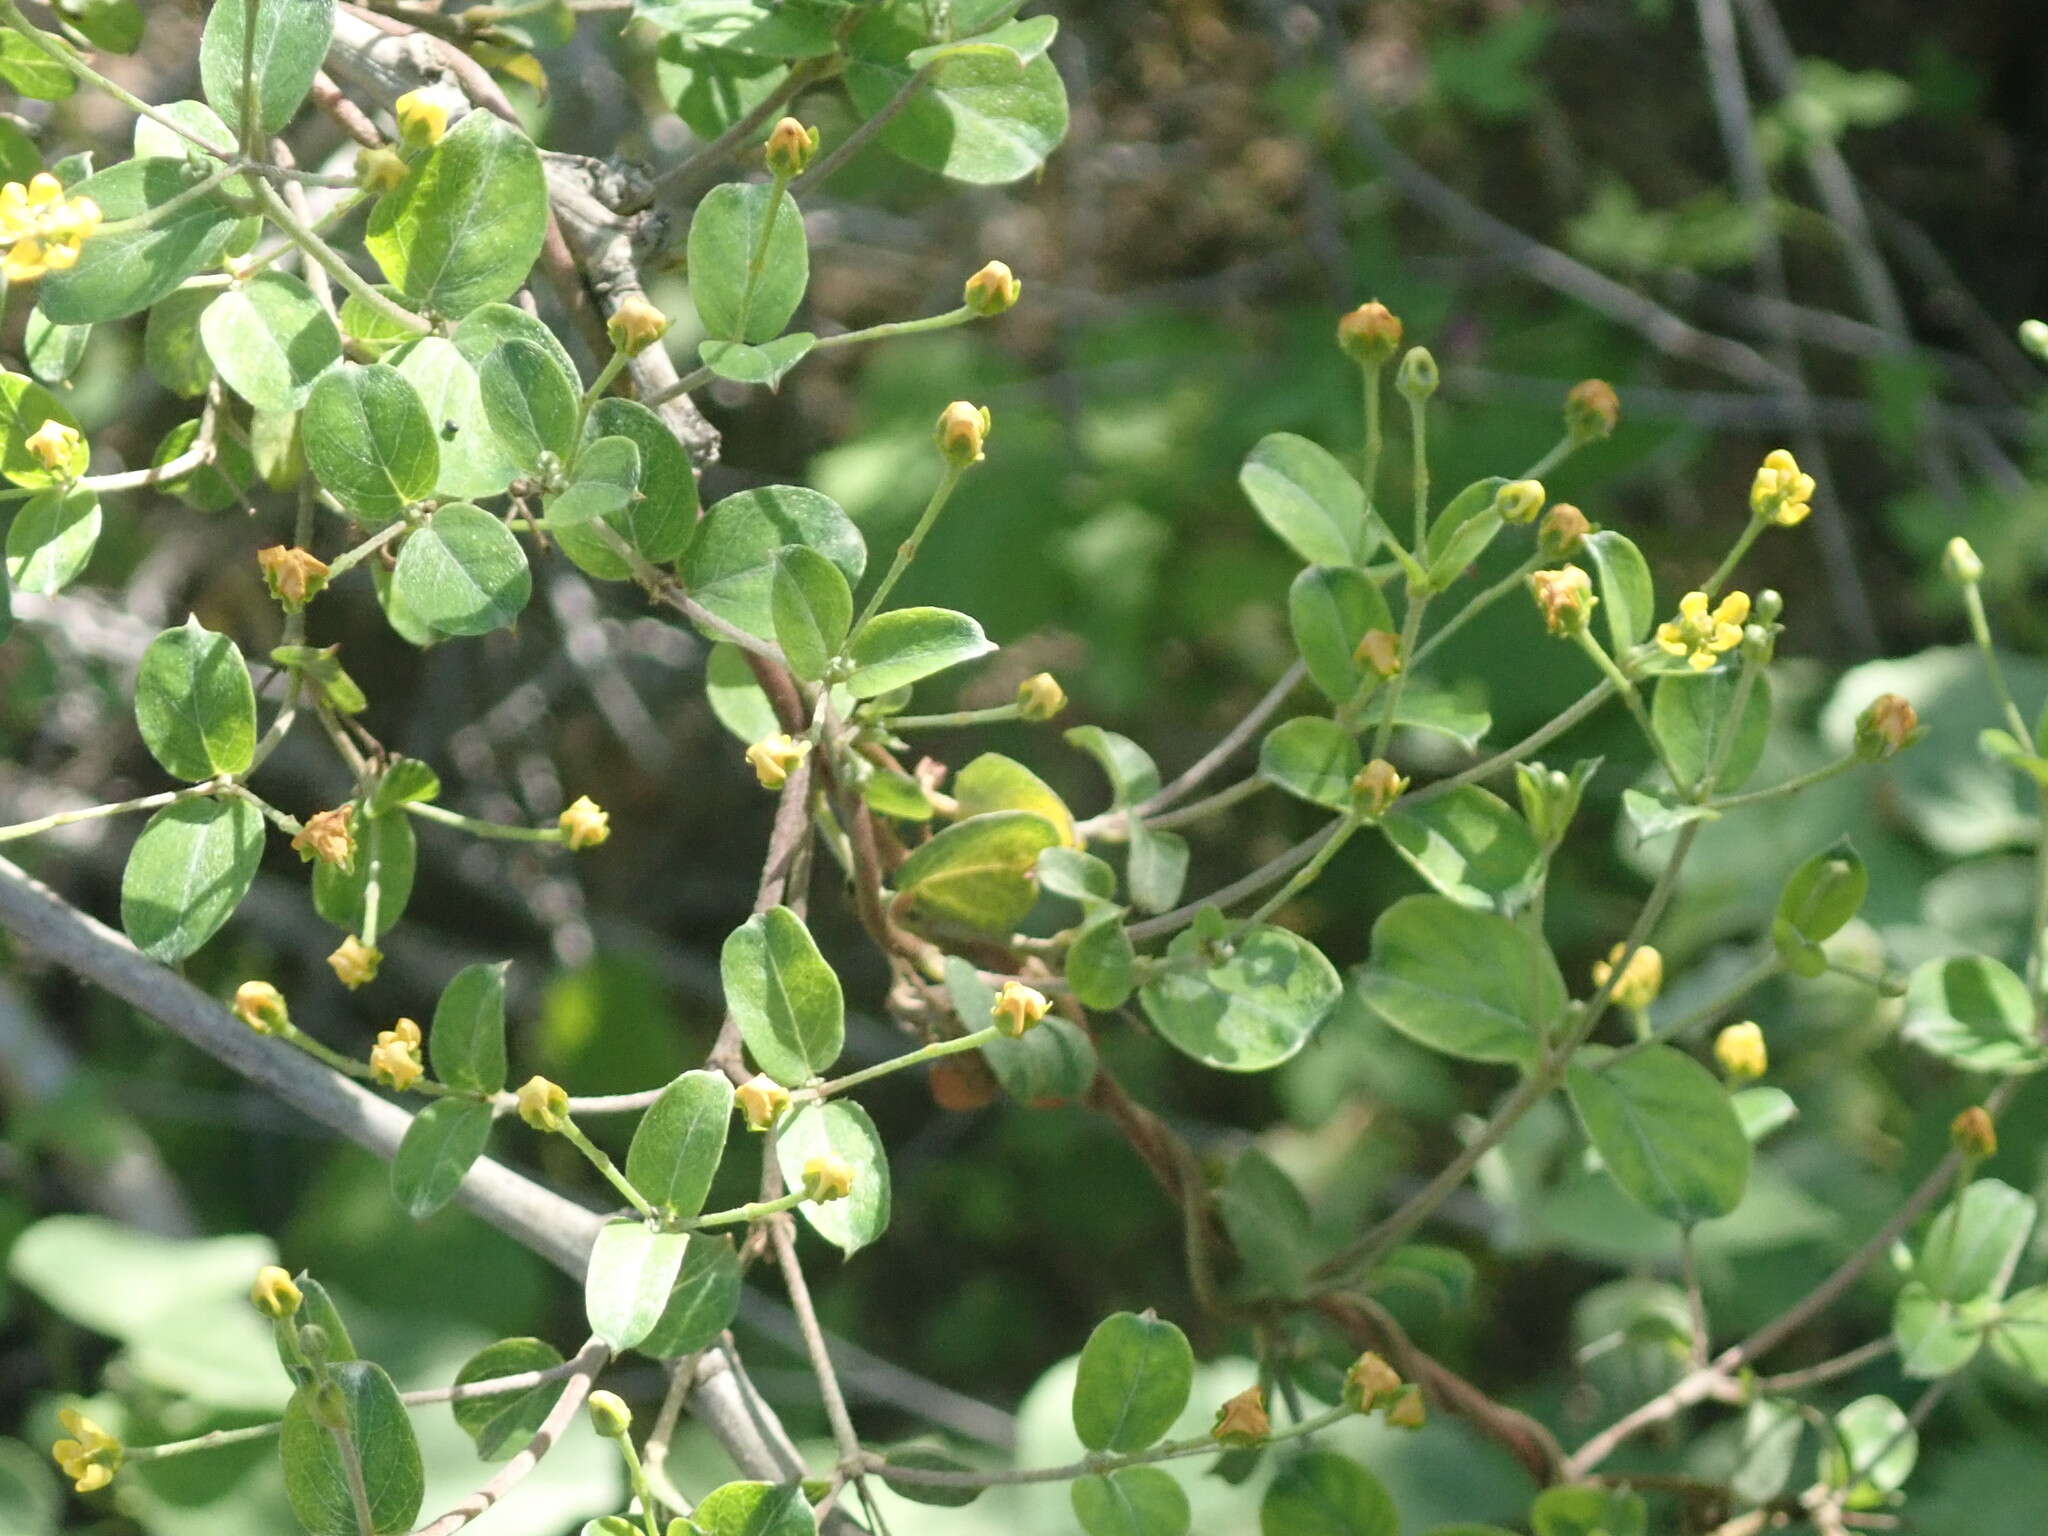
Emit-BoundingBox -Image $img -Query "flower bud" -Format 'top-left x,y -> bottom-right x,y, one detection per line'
52,1408 -> 122,1494
2020,319 -> 2048,362
1592,942 -> 1663,1010
745,732 -> 812,790
963,260 -> 1022,317
1749,448 -> 1815,527
234,980 -> 290,1035
1854,693 -> 1919,761
606,295 -> 670,358
587,1390 -> 633,1439
1714,1021 -> 1767,1081
1528,566 -> 1596,637
1210,1386 -> 1270,1447
1394,345 -> 1438,402
356,145 -> 408,192
764,116 -> 819,177
991,980 -> 1050,1038
1942,536 -> 1984,585
1494,478 -> 1545,526
1350,758 -> 1409,818
24,418 -> 81,474
1342,1351 -> 1402,1413
1537,503 -> 1590,560
307,1381 -> 350,1430
1336,301 -> 1402,366
327,935 -> 382,990
296,1323 -> 332,1363
291,807 -> 357,872
394,89 -> 451,149
1564,378 -> 1621,444
736,1074 -> 791,1132
1384,1384 -> 1427,1430
1514,761 -> 1586,847
250,1265 -> 303,1319
935,400 -> 991,467
1952,1105 -> 1997,1161
1753,588 -> 1784,624
1016,672 -> 1066,722
801,1152 -> 856,1204
517,1075 -> 570,1133
1354,629 -> 1403,678
257,545 -> 331,611
558,795 -> 610,850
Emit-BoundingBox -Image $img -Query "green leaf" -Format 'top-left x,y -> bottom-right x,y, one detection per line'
451,301 -> 580,387
687,181 -> 809,343
62,0 -> 145,54
392,504 -> 531,636
369,757 -> 442,815
771,545 -> 853,682
691,1481 -> 817,1536
682,485 -> 865,639
1902,954 -> 2048,1073
1585,530 -> 1654,651
1072,1465 -> 1190,1536
1066,908 -> 1137,1012
1917,1178 -> 2035,1302
1127,823 -> 1189,915
277,1275 -> 357,1387
955,753 -> 1076,845
1140,925 -> 1341,1073
1261,1452 -> 1397,1536
910,14 -> 1059,69
845,606 -> 994,697
449,1337 -> 566,1460
200,271 -> 340,412
1072,1310 -> 1193,1452
1260,717 -> 1361,810
543,437 -> 638,529
1651,668 -> 1772,792
366,111 -> 548,318
1422,478 -> 1505,588
429,961 -> 511,1095
555,396 -> 699,577
1290,565 -> 1393,705
700,333 -> 816,388
1892,1281 -> 1993,1378
1037,846 -> 1118,903
1379,785 -> 1545,914
1774,838 -> 1868,944
146,287 -> 220,398
846,49 -> 1069,185
5,485 -> 99,595
119,796 -> 265,960
1819,1395 -> 1915,1510
638,0 -> 843,57
1391,685 -> 1491,751
894,810 -> 1061,933
1356,894 -> 1562,1065
637,1234 -> 742,1358
1566,1044 -> 1751,1225
1528,1485 -> 1647,1536
303,364 -> 439,519
279,1360 -> 423,1536
1733,1085 -> 1797,1143
1065,725 -> 1161,805
1987,1284 -> 2048,1384
584,1219 -> 689,1351
38,159 -> 238,324
946,957 -> 1098,1101
656,39 -> 792,136
879,1444 -> 984,1508
392,337 -> 518,500
1239,432 -> 1369,567
312,803 -> 417,932
24,307 -> 90,385
135,617 -> 257,780
722,906 -> 844,1086
776,1100 -> 891,1255
0,31 -> 75,99
1620,787 -> 1719,843
389,1096 -> 494,1219
479,338 -> 579,475
1217,1147 -> 1317,1299
0,372 -> 86,487
200,0 -> 335,136
625,1070 -> 733,1220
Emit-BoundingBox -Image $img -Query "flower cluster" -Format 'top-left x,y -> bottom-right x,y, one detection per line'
51,1408 -> 121,1493
1655,589 -> 1750,672
1592,942 -> 1663,1010
369,1019 -> 424,1091
1749,448 -> 1814,527
1,173 -> 101,284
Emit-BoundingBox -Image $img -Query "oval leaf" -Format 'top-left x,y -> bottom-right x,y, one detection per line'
625,1070 -> 733,1220
1072,1310 -> 1193,1453
200,271 -> 340,412
279,1360 -> 423,1536
845,606 -> 995,698
1566,1044 -> 1751,1225
429,961 -> 511,1095
303,364 -> 439,520
392,504 -> 531,636
1902,954 -> 2047,1074
1072,1465 -> 1191,1536
120,795 -> 264,961
583,1219 -> 689,1352
687,181 -> 809,343
637,1235 -> 742,1359
893,810 -> 1060,934
135,618 -> 257,781
1260,717 -> 1362,810
1379,785 -> 1545,914
390,1097 -> 494,1220
1261,1452 -> 1397,1536
1140,925 -> 1342,1073
1355,894 -> 1562,1066
776,1099 -> 891,1255
721,906 -> 844,1087
450,1337 -> 566,1461
366,111 -> 548,319
1239,432 -> 1369,568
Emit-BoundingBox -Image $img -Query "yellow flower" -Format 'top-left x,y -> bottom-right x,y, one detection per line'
1015,672 -> 1067,721
935,400 -> 991,467
1342,1351 -> 1403,1413
517,1074 -> 569,1133
1952,1105 -> 1997,1161
1336,300 -> 1402,365
369,1018 -> 424,1091
736,1074 -> 791,1131
746,732 -> 811,790
1592,943 -> 1663,1010
1384,1385 -> 1427,1430
1494,478 -> 1546,526
1655,589 -> 1749,671
558,795 -> 610,850
327,935 -> 382,989
991,980 -> 1050,1038
257,545 -> 331,610
1,173 -> 101,284
1538,503 -> 1591,560
764,116 -> 819,177
1354,629 -> 1402,678
1210,1386 -> 1270,1447
1564,378 -> 1620,443
1528,566 -> 1596,637
394,90 -> 449,148
24,418 -> 81,475
1714,1021 -> 1767,1081
292,806 -> 357,872
801,1152 -> 856,1204
1749,448 -> 1815,526
587,1390 -> 633,1438
250,1265 -> 303,1319
964,259 -> 1023,317
1350,758 -> 1409,818
233,980 -> 290,1035
51,1408 -> 121,1494
607,296 -> 670,358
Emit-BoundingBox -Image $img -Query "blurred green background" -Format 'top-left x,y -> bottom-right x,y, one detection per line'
7,0 -> 2048,1530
